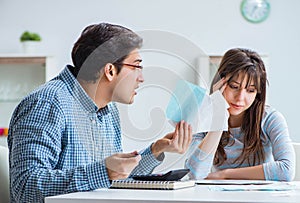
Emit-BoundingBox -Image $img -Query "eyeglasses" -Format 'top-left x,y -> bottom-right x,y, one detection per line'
114,63 -> 143,70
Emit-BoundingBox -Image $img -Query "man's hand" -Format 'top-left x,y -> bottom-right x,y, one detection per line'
105,151 -> 141,180
151,120 -> 192,158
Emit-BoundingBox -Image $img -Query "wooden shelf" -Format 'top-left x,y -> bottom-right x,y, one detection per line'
0,56 -> 46,65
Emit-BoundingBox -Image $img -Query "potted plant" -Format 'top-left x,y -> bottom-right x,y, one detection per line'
20,31 -> 42,53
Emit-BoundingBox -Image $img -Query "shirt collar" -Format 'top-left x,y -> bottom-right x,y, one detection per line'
59,65 -> 99,113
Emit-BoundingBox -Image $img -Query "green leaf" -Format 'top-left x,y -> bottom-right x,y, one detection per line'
20,31 -> 42,42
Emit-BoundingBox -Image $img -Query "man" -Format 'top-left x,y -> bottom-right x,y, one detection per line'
8,23 -> 192,202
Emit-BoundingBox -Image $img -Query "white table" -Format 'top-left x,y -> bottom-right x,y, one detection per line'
45,182 -> 300,203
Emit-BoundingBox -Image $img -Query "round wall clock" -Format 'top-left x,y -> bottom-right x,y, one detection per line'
240,0 -> 270,23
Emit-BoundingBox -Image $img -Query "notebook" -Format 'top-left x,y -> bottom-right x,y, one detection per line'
110,179 -> 195,190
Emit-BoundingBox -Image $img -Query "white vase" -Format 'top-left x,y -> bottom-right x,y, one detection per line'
22,41 -> 40,54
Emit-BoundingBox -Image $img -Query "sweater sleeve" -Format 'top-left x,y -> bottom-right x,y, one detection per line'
262,109 -> 295,181
184,133 -> 215,179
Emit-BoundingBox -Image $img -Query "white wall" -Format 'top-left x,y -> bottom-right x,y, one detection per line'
1,0 -> 299,147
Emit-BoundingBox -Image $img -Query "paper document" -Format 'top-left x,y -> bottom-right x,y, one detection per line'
196,179 -> 274,185
207,181 -> 296,191
166,80 -> 229,133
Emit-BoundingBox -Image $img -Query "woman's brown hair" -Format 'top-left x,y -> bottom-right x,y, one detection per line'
211,48 -> 267,166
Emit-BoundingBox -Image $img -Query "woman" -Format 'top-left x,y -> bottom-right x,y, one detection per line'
185,48 -> 295,181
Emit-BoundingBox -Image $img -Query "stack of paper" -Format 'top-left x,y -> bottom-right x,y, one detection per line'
166,80 -> 229,133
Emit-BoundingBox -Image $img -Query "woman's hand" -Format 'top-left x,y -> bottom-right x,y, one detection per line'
212,77 -> 228,93
206,170 -> 227,180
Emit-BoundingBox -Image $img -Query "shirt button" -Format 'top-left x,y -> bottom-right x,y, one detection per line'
90,119 -> 96,124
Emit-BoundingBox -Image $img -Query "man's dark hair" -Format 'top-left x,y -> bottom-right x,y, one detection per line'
71,23 -> 143,82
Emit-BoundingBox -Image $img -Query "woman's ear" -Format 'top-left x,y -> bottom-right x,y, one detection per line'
104,63 -> 115,81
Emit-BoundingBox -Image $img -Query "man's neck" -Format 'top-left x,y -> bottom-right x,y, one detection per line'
78,78 -> 111,109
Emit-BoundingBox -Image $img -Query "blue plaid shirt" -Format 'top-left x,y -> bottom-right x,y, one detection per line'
8,65 -> 162,203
